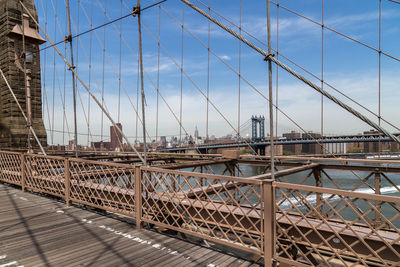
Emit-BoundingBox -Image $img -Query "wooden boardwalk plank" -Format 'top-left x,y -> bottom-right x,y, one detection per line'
0,183 -> 260,267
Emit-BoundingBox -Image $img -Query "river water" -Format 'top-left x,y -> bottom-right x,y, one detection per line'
182,162 -> 400,226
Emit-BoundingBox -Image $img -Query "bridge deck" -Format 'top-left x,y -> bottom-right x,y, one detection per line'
0,184 -> 259,267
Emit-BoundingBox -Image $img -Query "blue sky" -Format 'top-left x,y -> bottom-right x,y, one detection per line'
34,0 -> 400,145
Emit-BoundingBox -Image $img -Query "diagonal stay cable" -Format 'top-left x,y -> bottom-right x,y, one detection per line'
19,1 -> 145,164
140,21 -> 259,155
68,0 -> 149,151
181,0 -> 400,145
194,0 -> 400,133
154,2 -> 337,156
38,0 -> 168,53
270,0 -> 400,63
0,69 -> 46,155
155,0 -> 377,192
87,0 -> 161,143
115,0 -> 232,169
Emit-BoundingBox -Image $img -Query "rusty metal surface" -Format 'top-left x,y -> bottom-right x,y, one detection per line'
1,150 -> 400,266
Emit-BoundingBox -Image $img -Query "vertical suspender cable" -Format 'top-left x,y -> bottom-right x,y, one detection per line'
156,4 -> 161,142
378,0 -> 382,157
321,0 -> 324,153
101,0 -> 107,142
180,0 -> 400,145
51,0 -> 57,145
41,0 -> 51,141
179,3 -> 184,144
66,0 -> 79,157
88,0 -> 93,147
77,0 -> 81,147
19,0 -> 145,163
63,3 -> 68,147
118,0 -> 123,123
137,0 -> 147,164
267,0 -> 275,178
206,0 -> 210,141
275,0 -> 279,137
63,20 -> 67,146
136,56 -> 140,143
238,0 -> 242,139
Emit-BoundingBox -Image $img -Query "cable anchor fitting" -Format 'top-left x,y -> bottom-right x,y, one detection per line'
68,65 -> 76,71
132,6 -> 140,17
63,35 -> 72,43
263,53 -> 275,61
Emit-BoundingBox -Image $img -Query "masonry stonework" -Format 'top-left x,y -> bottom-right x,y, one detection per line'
0,0 -> 47,149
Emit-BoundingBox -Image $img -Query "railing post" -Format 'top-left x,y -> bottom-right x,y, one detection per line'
313,166 -> 323,215
263,180 -> 275,267
135,166 -> 142,229
65,158 -> 70,207
20,153 -> 26,192
374,170 -> 382,226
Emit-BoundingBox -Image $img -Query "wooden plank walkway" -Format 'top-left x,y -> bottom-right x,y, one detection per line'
0,184 -> 260,267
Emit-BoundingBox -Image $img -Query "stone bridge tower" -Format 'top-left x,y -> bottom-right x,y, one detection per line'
0,0 -> 47,149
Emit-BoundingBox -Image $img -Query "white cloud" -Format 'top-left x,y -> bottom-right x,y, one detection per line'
43,70 -> 400,145
220,55 -> 231,60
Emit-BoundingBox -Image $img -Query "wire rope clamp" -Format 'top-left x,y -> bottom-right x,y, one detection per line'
63,35 -> 72,43
263,53 -> 275,61
132,6 -> 140,17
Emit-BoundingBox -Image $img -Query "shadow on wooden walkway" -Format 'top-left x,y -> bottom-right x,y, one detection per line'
0,183 -> 260,267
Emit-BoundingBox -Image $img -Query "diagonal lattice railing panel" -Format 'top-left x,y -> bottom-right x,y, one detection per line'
274,182 -> 400,266
0,151 -> 22,186
24,154 -> 66,198
68,158 -> 136,217
140,166 -> 264,254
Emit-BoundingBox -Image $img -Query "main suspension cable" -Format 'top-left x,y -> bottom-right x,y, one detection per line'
180,0 -> 400,145
39,0 -> 168,54
194,0 -> 400,133
20,0 -> 146,163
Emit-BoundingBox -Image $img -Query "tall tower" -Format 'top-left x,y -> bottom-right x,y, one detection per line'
0,0 -> 47,149
251,116 -> 265,141
110,123 -> 123,151
194,126 -> 199,140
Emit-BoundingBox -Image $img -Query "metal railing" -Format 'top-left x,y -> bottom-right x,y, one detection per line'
0,150 -> 399,266
275,182 -> 400,266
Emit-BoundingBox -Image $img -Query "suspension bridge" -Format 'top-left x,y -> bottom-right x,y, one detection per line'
0,0 -> 400,266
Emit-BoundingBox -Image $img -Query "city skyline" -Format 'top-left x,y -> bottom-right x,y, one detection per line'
34,0 -> 400,146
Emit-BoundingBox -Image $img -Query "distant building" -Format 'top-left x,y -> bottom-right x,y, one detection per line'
265,144 -> 283,156
282,131 -> 302,155
302,132 -> 322,154
91,141 -> 111,151
363,129 -> 400,153
194,126 -> 199,141
68,140 -> 74,151
110,123 -> 123,150
324,143 -> 347,154
251,116 -> 265,141
158,136 -> 167,148
90,123 -> 123,151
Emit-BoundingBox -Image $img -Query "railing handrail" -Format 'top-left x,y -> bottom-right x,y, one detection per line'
141,165 -> 264,184
1,150 -> 400,266
274,181 -> 400,204
0,150 -> 24,155
68,156 -> 137,169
